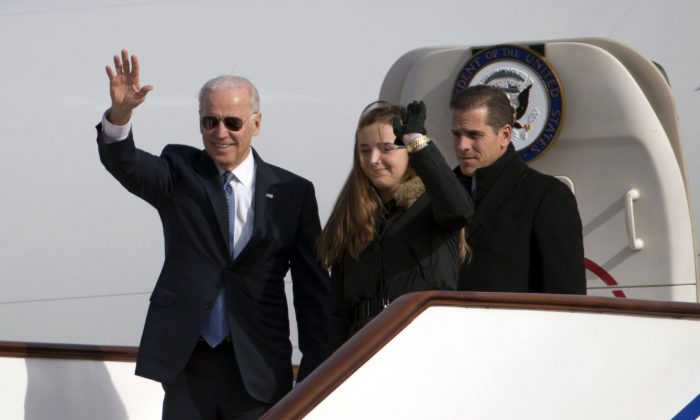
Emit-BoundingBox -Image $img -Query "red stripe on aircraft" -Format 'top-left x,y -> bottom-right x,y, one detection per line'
584,257 -> 627,298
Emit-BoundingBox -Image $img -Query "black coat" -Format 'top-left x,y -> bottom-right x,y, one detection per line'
97,127 -> 329,403
329,143 -> 473,350
457,143 -> 586,294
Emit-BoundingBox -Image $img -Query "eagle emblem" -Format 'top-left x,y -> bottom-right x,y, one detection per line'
453,44 -> 565,162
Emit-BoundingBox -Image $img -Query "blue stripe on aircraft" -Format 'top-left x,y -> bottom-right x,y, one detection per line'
673,394 -> 700,420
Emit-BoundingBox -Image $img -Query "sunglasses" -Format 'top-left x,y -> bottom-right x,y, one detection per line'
200,114 -> 255,132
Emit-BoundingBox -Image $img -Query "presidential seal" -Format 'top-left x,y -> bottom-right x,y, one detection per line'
452,44 -> 565,162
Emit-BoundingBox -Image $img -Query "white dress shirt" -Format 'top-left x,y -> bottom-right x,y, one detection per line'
221,153 -> 256,259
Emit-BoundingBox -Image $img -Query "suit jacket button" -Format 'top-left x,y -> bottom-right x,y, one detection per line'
205,302 -> 213,310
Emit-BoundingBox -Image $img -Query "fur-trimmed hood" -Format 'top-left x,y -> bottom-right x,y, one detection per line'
392,176 -> 425,209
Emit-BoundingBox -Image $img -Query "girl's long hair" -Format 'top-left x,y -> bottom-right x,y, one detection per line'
316,101 -> 409,268
316,101 -> 469,269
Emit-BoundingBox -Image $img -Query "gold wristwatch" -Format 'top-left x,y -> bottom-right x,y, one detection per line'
406,134 -> 431,153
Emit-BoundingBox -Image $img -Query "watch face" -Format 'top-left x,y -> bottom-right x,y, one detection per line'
453,44 -> 565,162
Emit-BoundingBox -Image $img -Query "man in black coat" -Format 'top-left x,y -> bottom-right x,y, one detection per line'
96,49 -> 329,419
450,85 -> 586,294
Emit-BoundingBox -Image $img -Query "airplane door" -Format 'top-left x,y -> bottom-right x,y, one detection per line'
380,39 -> 698,302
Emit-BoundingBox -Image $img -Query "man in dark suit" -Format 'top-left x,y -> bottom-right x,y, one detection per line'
96,49 -> 329,419
450,85 -> 586,294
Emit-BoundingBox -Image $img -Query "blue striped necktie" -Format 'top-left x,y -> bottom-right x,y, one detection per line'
201,172 -> 235,347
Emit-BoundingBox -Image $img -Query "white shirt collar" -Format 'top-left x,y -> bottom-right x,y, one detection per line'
217,149 -> 256,187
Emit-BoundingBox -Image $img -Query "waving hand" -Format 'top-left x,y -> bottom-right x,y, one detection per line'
105,49 -> 154,125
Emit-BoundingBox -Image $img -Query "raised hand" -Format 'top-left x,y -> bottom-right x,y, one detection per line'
105,49 -> 154,125
403,101 -> 427,135
392,100 -> 427,146
392,109 -> 407,146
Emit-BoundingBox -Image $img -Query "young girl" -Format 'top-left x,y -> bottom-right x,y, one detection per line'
317,100 -> 473,350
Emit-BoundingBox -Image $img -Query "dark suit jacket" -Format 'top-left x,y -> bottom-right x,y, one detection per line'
96,126 -> 329,403
457,143 -> 586,294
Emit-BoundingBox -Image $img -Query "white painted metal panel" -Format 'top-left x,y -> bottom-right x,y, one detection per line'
307,306 -> 700,419
0,358 -> 162,420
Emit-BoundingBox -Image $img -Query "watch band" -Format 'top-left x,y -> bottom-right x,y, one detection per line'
406,134 -> 431,153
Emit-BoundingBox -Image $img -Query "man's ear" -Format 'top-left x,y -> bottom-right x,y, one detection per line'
499,124 -> 513,148
252,113 -> 262,136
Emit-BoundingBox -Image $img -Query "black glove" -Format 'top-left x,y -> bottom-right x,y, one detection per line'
393,100 -> 427,146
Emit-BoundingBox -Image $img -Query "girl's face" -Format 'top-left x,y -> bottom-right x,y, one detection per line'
357,122 -> 409,202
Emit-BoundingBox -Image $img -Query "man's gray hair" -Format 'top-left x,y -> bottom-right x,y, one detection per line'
198,75 -> 260,113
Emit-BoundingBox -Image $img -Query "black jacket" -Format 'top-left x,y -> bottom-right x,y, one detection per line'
329,142 -> 473,350
97,127 -> 329,403
457,143 -> 586,293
